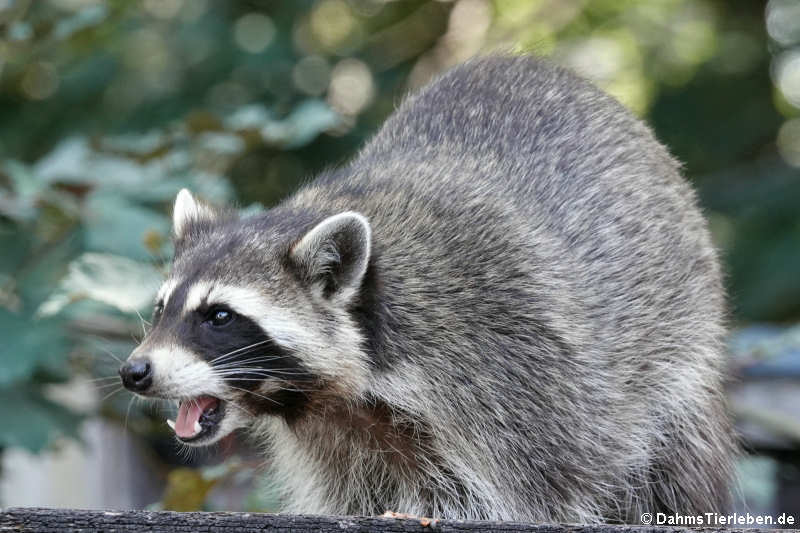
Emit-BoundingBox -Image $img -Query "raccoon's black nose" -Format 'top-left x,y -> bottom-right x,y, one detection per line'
119,359 -> 153,392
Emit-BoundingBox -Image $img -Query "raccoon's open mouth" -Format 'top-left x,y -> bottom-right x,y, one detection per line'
166,395 -> 225,443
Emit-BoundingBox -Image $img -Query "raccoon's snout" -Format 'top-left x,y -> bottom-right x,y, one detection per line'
119,358 -> 153,393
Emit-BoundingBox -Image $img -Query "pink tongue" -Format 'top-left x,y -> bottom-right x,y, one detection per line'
175,396 -> 216,438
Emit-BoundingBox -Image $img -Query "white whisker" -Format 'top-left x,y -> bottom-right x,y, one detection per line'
212,354 -> 294,369
208,339 -> 274,364
94,345 -> 124,364
217,377 -> 312,383
95,381 -> 125,390
227,385 -> 283,406
134,309 -> 150,337
124,396 -> 136,432
213,368 -> 308,377
100,387 -> 124,402
85,375 -> 122,382
225,400 -> 255,417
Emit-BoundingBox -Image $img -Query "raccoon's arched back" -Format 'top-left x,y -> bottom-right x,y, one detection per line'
146,55 -> 737,522
277,55 -> 737,521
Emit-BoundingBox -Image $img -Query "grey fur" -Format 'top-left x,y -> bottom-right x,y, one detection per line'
140,56 -> 737,522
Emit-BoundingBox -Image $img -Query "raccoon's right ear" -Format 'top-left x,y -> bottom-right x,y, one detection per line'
173,189 -> 217,239
290,212 -> 371,304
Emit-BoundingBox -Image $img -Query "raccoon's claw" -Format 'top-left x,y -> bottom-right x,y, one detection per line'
381,511 -> 437,528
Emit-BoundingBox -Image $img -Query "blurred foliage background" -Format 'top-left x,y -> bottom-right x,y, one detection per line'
1,0 -> 799,515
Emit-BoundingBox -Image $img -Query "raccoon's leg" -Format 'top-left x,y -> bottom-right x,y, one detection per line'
646,396 -> 736,517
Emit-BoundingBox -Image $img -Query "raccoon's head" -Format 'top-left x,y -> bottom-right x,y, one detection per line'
119,189 -> 373,446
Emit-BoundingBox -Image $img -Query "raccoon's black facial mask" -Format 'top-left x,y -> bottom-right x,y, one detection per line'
170,301 -> 315,440
204,306 -> 235,327
187,302 -> 310,392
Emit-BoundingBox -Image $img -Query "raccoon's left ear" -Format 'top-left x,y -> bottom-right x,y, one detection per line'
173,189 -> 217,239
291,212 -> 371,303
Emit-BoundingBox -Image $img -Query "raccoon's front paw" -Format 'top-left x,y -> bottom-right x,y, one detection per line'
381,511 -> 438,527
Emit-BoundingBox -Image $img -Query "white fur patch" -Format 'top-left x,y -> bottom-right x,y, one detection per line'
181,284 -> 301,351
183,280 -> 213,315
156,278 -> 179,307
179,282 -> 370,395
146,345 -> 223,399
173,189 -> 215,238
205,285 -> 315,350
129,342 -> 252,446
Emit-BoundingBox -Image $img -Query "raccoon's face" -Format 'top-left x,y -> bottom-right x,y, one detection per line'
119,189 -> 373,446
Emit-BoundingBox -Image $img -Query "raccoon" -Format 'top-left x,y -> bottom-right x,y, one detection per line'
120,56 -> 737,522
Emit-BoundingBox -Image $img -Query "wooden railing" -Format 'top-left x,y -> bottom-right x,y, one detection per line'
1,507 -> 793,533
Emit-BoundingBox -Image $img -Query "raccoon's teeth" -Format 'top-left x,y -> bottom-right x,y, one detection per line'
166,419 -> 176,430
193,420 -> 202,434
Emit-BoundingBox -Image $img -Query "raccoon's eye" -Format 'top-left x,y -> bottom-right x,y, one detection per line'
204,307 -> 235,328
152,301 -> 164,323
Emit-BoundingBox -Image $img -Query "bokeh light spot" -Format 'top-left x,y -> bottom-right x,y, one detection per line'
143,0 -> 184,19
20,62 -> 59,100
328,58 -> 374,115
123,29 -> 169,73
767,0 -> 800,46
8,21 -> 33,42
293,55 -> 332,96
777,118 -> 800,167
233,13 -> 276,54
667,5 -> 717,68
774,50 -> 800,108
445,0 -> 491,61
711,31 -> 761,75
310,0 -> 356,51
561,36 -> 626,83
49,0 -> 101,11
180,0 -> 209,22
207,81 -> 252,112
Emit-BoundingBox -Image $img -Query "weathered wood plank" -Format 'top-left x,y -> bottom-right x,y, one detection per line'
0,508 -> 793,533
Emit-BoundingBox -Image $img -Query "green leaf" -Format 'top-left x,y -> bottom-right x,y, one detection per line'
0,384 -> 83,452
52,4 -> 109,40
0,309 -> 68,387
14,228 -> 82,311
0,223 -> 33,275
83,192 -> 170,260
38,252 -> 162,317
260,99 -> 340,149
0,160 -> 43,222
